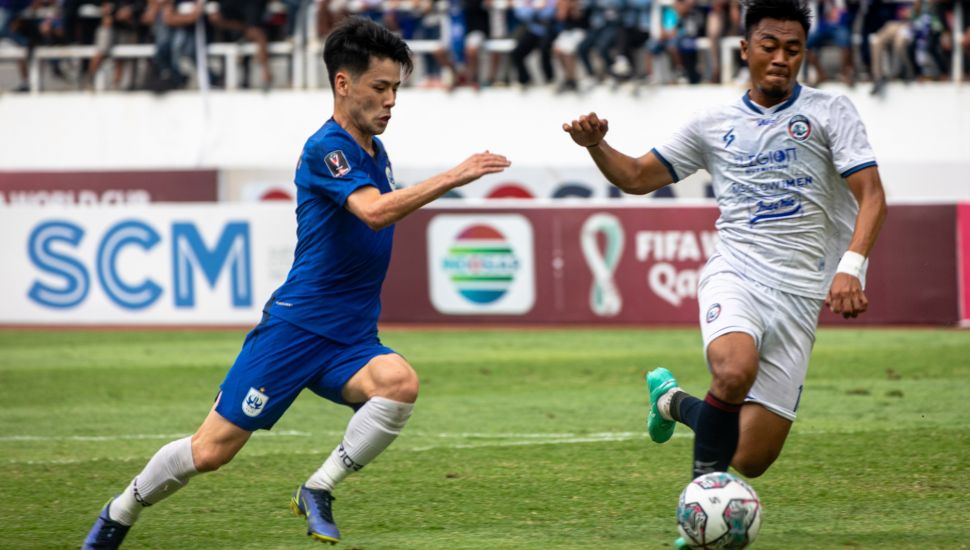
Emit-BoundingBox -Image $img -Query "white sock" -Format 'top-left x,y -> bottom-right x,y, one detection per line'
305,397 -> 414,492
109,436 -> 199,526
657,388 -> 683,421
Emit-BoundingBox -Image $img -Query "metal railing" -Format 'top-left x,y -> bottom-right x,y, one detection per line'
1,0 -> 963,93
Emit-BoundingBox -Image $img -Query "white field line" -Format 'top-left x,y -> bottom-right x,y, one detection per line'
407,432 -> 658,452
0,430 -> 315,442
0,430 -> 641,443
2,425 -> 920,465
2,430 -> 665,465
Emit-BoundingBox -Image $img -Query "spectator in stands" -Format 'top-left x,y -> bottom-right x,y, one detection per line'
86,0 -> 147,90
0,0 -> 32,91
611,0 -> 651,83
674,0 -> 705,84
387,0 -> 460,88
705,0 -> 741,83
144,0 -> 205,91
806,0 -> 856,85
364,0 -> 385,22
61,0 -> 101,45
459,0 -> 490,88
208,0 -> 273,90
650,0 -> 704,84
509,0 -> 558,86
960,0 -> 970,78
869,1 -> 915,94
278,0 -> 307,38
15,0 -> 68,83
908,0 -> 948,79
552,0 -> 588,92
577,0 -> 621,84
315,0 -> 348,40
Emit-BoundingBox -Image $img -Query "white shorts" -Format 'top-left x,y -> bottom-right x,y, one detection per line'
465,30 -> 486,50
553,29 -> 586,55
697,255 -> 824,421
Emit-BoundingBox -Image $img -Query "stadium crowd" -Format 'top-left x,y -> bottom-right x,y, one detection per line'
0,0 -> 967,93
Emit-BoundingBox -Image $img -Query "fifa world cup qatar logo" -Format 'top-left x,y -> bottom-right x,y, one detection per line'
580,213 -> 625,317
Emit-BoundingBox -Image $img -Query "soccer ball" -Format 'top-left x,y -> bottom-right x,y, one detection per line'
676,472 -> 762,549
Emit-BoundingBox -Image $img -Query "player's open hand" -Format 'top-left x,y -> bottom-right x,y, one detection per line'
563,112 -> 609,148
825,273 -> 868,319
449,151 -> 511,187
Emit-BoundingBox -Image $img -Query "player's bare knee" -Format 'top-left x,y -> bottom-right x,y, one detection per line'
381,368 -> 419,403
710,364 -> 756,402
732,456 -> 773,479
732,446 -> 779,479
191,442 -> 233,473
368,359 -> 419,403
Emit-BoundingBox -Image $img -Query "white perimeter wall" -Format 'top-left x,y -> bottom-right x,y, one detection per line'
0,83 -> 968,200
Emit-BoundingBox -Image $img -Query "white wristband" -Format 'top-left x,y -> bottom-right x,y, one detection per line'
836,251 -> 867,279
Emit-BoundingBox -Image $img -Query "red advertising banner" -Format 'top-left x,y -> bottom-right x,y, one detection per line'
382,204 -> 960,326
0,171 -> 219,204
959,203 -> 970,326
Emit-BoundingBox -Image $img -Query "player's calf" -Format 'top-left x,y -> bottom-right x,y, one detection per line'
730,403 -> 792,478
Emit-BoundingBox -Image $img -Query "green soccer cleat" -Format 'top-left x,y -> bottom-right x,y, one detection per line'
674,536 -> 689,548
645,367 -> 680,443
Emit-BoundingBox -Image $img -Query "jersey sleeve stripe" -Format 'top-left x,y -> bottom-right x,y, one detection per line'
651,147 -> 681,183
840,161 -> 878,178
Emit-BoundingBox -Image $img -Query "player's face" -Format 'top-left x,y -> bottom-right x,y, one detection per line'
741,18 -> 805,104
341,57 -> 402,138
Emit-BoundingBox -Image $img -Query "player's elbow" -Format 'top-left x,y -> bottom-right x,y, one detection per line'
619,169 -> 671,196
610,174 -> 657,196
357,208 -> 395,231
614,180 -> 652,196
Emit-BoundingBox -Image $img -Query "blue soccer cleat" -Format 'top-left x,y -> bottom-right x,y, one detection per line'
82,499 -> 130,549
674,536 -> 689,548
291,485 -> 341,545
646,367 -> 680,443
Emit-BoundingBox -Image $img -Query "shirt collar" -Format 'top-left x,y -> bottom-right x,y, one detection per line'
742,83 -> 803,115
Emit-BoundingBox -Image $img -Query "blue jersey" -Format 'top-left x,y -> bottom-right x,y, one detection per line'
265,118 -> 395,344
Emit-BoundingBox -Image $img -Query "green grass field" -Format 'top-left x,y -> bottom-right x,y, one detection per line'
1,327 -> 968,549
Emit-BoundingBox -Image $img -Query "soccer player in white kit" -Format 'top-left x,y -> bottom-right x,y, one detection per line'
563,0 -> 887,485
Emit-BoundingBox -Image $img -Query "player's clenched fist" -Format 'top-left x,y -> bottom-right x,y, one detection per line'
563,112 -> 609,148
825,273 -> 869,319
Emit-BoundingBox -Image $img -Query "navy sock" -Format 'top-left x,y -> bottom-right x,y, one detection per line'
670,391 -> 702,428
690,392 -> 741,480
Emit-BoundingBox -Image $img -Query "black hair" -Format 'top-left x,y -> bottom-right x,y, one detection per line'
742,0 -> 812,39
323,17 -> 414,90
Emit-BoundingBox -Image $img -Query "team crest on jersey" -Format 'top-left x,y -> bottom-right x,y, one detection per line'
385,165 -> 397,189
788,114 -> 812,142
706,303 -> 722,323
242,387 -> 269,417
325,150 -> 351,177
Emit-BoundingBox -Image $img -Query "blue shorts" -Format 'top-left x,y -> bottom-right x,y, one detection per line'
807,23 -> 851,49
215,313 -> 396,431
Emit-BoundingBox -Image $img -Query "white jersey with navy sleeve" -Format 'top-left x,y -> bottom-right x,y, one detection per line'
653,84 -> 877,299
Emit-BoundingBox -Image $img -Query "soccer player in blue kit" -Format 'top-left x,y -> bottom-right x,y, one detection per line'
83,17 -> 511,548
563,0 -> 887,510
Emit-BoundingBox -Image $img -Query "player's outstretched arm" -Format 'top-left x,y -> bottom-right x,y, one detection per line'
826,166 -> 888,319
562,112 -> 673,195
345,151 -> 511,230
